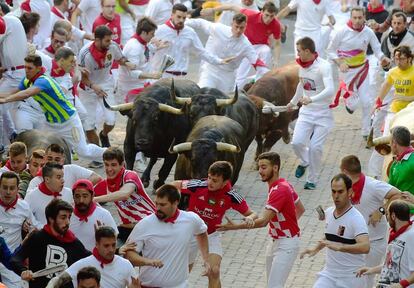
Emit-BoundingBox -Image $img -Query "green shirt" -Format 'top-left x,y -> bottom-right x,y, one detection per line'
388,152 -> 414,212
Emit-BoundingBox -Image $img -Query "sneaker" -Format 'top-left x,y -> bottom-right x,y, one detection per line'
295,165 -> 307,178
281,24 -> 288,43
135,159 -> 147,173
345,106 -> 354,114
99,131 -> 111,148
88,161 -> 103,168
304,182 -> 316,190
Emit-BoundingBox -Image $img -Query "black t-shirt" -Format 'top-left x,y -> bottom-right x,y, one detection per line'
366,9 -> 389,55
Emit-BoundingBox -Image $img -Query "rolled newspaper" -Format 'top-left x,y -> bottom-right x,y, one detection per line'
159,55 -> 175,73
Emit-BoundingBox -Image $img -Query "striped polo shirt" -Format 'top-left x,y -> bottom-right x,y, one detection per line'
19,74 -> 75,123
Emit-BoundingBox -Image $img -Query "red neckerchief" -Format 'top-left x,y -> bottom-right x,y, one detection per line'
313,0 -> 321,4
51,6 -> 65,19
296,52 -> 318,69
20,0 -> 31,12
163,209 -> 180,224
388,221 -> 412,243
4,160 -> 13,171
351,173 -> 366,204
165,19 -> 181,35
50,60 -> 66,77
43,224 -> 76,243
396,147 -> 414,161
89,42 -> 108,69
45,44 -> 56,55
367,4 -> 385,13
132,33 -> 149,61
29,67 -> 46,83
0,17 -> 6,34
73,202 -> 97,222
347,20 -> 364,32
93,247 -> 114,268
36,168 -> 42,177
38,182 -> 62,198
107,167 -> 125,192
0,197 -> 18,212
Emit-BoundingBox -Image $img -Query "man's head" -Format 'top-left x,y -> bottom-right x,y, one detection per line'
102,147 -> 124,179
391,12 -> 407,34
394,45 -> 413,70
231,13 -> 247,38
20,12 -> 40,36
43,162 -> 65,192
94,25 -> 113,50
241,0 -> 254,6
8,141 -> 28,173
53,20 -> 73,41
55,47 -> 76,73
155,184 -> 180,220
171,4 -> 187,30
296,37 -> 316,62
369,0 -> 381,7
72,179 -> 94,213
51,28 -> 68,52
24,54 -> 43,80
350,7 -> 365,29
0,172 -> 20,205
54,0 -> 70,12
77,267 -> 101,288
261,2 -> 277,25
207,161 -> 233,192
45,143 -> 65,165
387,200 -> 411,230
257,152 -> 280,183
136,17 -> 157,42
45,199 -> 73,235
330,174 -> 353,211
340,155 -> 361,178
101,0 -> 116,20
390,126 -> 412,155
95,226 -> 116,261
28,149 -> 45,177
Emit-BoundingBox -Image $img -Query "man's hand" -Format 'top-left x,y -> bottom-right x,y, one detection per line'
92,84 -> 108,98
286,102 -> 297,112
0,98 -> 7,104
21,270 -> 34,281
299,248 -> 319,259
145,259 -> 163,268
368,210 -> 383,227
151,39 -> 169,49
201,260 -> 211,277
216,216 -> 237,231
355,266 -> 375,277
94,220 -> 105,231
128,277 -> 141,288
339,62 -> 349,73
22,219 -> 33,233
380,57 -> 391,68
320,240 -> 342,252
200,8 -> 215,16
221,56 -> 236,64
243,216 -> 255,228
300,96 -> 312,105
119,242 -> 137,256
124,61 -> 136,70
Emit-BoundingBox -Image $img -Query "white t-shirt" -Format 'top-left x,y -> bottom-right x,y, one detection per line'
25,186 -> 74,225
27,0 -> 52,48
323,206 -> 368,276
27,164 -> 94,194
0,15 -> 27,71
127,211 -> 207,287
77,0 -> 101,34
288,0 -> 332,32
219,0 -> 258,26
69,206 -> 118,251
378,226 -> 414,287
144,0 -> 172,25
354,176 -> 393,241
67,254 -> 137,288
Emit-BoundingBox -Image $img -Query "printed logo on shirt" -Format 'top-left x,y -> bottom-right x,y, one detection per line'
208,198 -> 216,206
337,225 -> 345,236
219,199 -> 225,208
194,206 -> 220,220
378,239 -> 406,285
302,78 -> 316,91
45,245 -> 68,278
198,195 -> 205,201
107,53 -> 112,61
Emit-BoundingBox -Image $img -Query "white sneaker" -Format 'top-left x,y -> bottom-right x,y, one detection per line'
135,159 -> 147,172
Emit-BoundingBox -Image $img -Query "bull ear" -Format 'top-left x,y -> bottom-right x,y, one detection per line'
216,86 -> 238,107
170,79 -> 191,105
216,142 -> 241,153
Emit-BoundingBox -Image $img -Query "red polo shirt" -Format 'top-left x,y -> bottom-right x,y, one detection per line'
240,8 -> 281,45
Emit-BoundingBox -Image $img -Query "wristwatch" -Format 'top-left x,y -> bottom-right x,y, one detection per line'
379,207 -> 385,215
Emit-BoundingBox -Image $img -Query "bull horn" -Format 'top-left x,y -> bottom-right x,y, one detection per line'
216,142 -> 241,153
372,135 -> 392,146
171,142 -> 193,153
103,97 -> 134,111
216,86 -> 239,107
158,103 -> 184,115
170,79 -> 191,105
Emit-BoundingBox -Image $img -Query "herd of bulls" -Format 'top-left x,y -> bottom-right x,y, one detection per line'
106,62 -> 300,189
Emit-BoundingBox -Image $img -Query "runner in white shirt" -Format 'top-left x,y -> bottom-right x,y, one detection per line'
300,174 -> 369,288
69,179 -> 118,251
340,155 -> 402,288
219,0 -> 258,26
186,13 -> 268,93
152,4 -> 233,79
125,184 -> 210,288
46,226 -> 138,288
356,200 -> 414,288
71,0 -> 101,34
20,0 -> 52,49
25,163 -> 74,225
144,0 -> 173,25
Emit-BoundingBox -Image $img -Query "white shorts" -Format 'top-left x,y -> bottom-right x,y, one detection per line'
189,232 -> 222,264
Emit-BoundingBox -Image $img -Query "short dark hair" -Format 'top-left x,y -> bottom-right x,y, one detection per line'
0,171 -> 20,186
296,37 -> 316,53
20,12 -> 40,34
24,55 -> 42,67
391,126 -> 412,147
340,155 -> 361,174
30,149 -> 45,161
42,162 -> 64,178
257,152 -> 281,171
208,161 -> 233,181
392,11 -> 407,23
388,200 -> 411,221
394,45 -> 413,62
45,199 -> 73,223
94,25 -> 113,40
55,47 -> 75,61
95,226 -> 116,242
51,27 -> 68,39
46,143 -> 65,155
331,173 -> 353,190
136,17 -> 157,35
77,266 -> 101,284
102,147 -> 124,165
262,2 -> 277,14
351,6 -> 365,16
232,13 -> 247,24
0,2 -> 10,14
172,3 -> 187,13
156,184 -> 180,203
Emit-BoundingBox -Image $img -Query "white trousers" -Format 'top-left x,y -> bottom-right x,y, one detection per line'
14,101 -> 45,133
291,109 -> 334,184
198,64 -> 236,93
265,236 -> 300,288
0,263 -> 22,288
313,271 -> 366,288
365,238 -> 387,288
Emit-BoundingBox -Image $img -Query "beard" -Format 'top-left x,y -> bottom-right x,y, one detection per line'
156,210 -> 167,220
53,222 -> 69,235
260,171 -> 273,182
76,203 -> 89,213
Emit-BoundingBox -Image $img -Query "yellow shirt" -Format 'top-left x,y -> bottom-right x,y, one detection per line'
202,1 -> 222,22
386,65 -> 414,112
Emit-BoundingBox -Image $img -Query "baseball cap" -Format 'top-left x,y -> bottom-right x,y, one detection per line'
72,179 -> 94,194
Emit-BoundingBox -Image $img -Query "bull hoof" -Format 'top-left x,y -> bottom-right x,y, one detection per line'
282,134 -> 291,144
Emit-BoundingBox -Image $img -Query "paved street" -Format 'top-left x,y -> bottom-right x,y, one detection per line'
77,15 -> 377,287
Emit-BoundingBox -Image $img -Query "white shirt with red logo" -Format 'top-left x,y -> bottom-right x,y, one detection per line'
265,178 -> 300,239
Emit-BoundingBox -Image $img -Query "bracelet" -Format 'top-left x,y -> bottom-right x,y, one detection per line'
400,279 -> 410,288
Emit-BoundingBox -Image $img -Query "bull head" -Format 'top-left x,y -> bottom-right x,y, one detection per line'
170,79 -> 191,105
216,87 -> 238,107
103,97 -> 134,111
